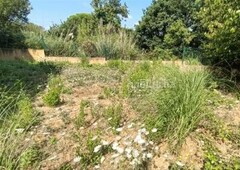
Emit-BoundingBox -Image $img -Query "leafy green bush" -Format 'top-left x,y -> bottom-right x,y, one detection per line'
151,48 -> 176,60
22,31 -> 44,49
0,28 -> 26,48
43,76 -> 63,107
198,0 -> 240,67
135,0 -> 199,54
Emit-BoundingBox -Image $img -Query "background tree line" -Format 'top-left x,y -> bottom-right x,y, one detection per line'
0,0 -> 240,68
136,0 -> 240,68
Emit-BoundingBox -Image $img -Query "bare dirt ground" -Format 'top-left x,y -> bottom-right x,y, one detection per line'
25,64 -> 240,170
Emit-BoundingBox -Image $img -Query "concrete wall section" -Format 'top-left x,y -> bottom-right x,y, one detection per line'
0,48 -> 45,61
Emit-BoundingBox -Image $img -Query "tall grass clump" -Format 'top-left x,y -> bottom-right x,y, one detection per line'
14,95 -> 40,129
75,100 -> 90,129
43,33 -> 80,57
0,86 -> 20,122
145,66 -> 210,145
94,24 -> 137,60
22,30 -> 83,57
0,88 -> 41,169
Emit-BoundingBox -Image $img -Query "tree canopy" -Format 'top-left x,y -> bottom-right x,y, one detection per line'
198,0 -> 240,66
0,0 -> 31,27
0,0 -> 31,48
135,0 -> 202,54
91,0 -> 128,27
49,13 -> 95,42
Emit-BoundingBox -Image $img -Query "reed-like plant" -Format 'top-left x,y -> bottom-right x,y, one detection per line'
94,24 -> 137,60
146,65 -> 210,145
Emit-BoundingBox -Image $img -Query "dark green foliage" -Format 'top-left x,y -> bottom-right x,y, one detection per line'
135,0 -> 202,56
0,28 -> 26,48
49,13 -> 95,43
0,0 -> 31,48
81,41 -> 98,57
0,60 -> 61,107
22,23 -> 44,33
198,0 -> 240,67
136,0 -> 240,67
0,0 -> 31,26
22,30 -> 83,57
91,0 -> 128,28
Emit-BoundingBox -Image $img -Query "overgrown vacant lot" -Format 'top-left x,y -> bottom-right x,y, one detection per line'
0,60 -> 240,170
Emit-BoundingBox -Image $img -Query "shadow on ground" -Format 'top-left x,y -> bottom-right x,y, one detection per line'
0,60 -> 62,98
210,67 -> 240,98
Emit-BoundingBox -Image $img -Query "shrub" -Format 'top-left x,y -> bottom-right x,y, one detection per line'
16,95 -> 39,129
43,76 -> 63,107
95,35 -> 119,59
0,28 -> 26,48
94,24 -> 137,60
42,33 -> 80,57
22,31 -> 44,49
198,0 -> 240,68
81,41 -> 98,57
145,66 -> 210,145
146,48 -> 176,60
22,31 -> 83,57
